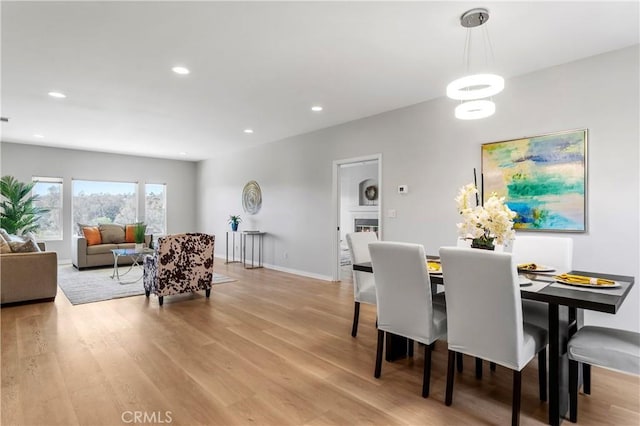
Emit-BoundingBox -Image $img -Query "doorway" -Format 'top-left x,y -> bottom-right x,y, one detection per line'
331,154 -> 382,282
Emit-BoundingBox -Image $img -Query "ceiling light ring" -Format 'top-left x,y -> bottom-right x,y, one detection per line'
455,100 -> 496,120
446,74 -> 504,100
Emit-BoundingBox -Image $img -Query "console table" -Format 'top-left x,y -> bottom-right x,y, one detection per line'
242,231 -> 265,269
225,231 -> 243,264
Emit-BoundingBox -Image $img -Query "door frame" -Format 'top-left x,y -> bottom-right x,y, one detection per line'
331,153 -> 382,281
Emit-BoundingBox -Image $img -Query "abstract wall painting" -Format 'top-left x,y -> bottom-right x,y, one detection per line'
481,129 -> 587,232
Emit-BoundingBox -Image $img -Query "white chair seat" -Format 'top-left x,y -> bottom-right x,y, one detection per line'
568,326 -> 640,375
346,231 -> 378,337
370,241 -> 446,398
440,246 -> 548,425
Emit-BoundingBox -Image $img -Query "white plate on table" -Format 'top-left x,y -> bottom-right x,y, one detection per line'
555,278 -> 621,289
517,264 -> 555,273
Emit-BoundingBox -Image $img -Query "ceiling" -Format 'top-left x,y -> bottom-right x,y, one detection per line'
1,1 -> 638,161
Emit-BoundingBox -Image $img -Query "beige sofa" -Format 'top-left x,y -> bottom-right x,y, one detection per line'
72,235 -> 151,269
1,243 -> 58,305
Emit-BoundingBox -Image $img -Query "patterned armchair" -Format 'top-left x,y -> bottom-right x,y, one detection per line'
143,233 -> 215,306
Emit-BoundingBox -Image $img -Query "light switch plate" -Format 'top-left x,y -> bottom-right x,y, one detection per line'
398,185 -> 408,194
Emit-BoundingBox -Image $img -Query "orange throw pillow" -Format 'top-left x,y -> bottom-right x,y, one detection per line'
82,226 -> 102,246
125,224 -> 136,243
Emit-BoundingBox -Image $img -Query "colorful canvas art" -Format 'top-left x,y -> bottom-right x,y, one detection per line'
481,129 -> 587,232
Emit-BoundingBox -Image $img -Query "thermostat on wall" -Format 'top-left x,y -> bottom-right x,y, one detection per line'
398,185 -> 408,194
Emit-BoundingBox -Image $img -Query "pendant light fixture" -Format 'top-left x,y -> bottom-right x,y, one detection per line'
447,8 -> 504,120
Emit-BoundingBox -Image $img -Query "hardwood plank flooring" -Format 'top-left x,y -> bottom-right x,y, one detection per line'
2,262 -> 638,425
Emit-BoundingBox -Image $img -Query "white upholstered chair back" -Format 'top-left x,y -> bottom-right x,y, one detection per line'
511,235 -> 573,273
346,232 -> 378,304
369,241 -> 438,344
439,247 -> 530,371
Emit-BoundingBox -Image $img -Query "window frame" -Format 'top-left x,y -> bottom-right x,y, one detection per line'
144,182 -> 167,235
31,176 -> 64,241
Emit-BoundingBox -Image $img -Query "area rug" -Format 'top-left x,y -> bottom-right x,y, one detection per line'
57,265 -> 236,305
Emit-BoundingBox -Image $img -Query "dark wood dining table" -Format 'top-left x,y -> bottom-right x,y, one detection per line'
353,260 -> 635,426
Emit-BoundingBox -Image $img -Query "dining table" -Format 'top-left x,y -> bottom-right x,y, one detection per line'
353,258 -> 635,426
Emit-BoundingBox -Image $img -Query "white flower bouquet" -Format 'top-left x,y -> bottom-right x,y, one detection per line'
455,183 -> 516,248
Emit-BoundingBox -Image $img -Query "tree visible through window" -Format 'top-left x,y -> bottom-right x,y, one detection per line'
32,177 -> 63,240
72,180 -> 137,229
145,183 -> 166,235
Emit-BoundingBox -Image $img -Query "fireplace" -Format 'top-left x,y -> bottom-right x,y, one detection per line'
354,218 -> 378,234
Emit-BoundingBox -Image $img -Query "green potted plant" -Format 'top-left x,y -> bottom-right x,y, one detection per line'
133,222 -> 146,251
0,175 -> 49,235
228,215 -> 242,232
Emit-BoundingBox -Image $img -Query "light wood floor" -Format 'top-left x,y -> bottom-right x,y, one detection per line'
2,263 -> 639,425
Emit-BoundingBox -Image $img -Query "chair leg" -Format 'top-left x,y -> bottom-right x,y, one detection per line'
422,344 -> 432,398
158,296 -> 164,306
538,347 -> 547,402
374,329 -> 384,378
445,350 -> 456,406
145,290 -> 150,297
512,370 -> 522,426
583,363 -> 591,395
569,359 -> 579,422
351,302 -> 360,337
456,352 -> 464,373
205,288 -> 211,298
475,357 -> 483,379
490,362 -> 496,371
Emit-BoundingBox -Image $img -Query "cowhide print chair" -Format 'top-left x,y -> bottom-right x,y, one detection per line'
143,233 -> 215,306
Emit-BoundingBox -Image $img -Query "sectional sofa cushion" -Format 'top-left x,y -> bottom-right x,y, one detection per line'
99,224 -> 126,244
82,226 -> 102,246
3,231 -> 41,253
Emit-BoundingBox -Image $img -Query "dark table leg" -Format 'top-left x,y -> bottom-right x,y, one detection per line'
548,304 -> 570,425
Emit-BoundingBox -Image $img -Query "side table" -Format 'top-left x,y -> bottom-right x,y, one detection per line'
225,231 -> 243,264
242,231 -> 265,269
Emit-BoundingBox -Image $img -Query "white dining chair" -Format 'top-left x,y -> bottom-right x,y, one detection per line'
369,241 -> 447,397
568,326 -> 640,422
511,235 -> 574,329
346,231 -> 378,337
439,247 -> 548,426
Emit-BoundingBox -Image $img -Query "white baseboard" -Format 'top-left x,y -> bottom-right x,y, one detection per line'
214,254 -> 332,282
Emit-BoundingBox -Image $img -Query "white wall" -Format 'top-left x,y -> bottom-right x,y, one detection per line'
198,45 -> 639,331
1,143 -> 198,260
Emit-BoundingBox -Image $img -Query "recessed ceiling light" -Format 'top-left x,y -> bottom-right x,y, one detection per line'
172,66 -> 190,75
311,105 -> 323,112
33,134 -> 44,138
48,91 -> 66,98
244,129 -> 254,134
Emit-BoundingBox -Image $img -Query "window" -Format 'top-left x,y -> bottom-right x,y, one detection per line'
72,180 -> 137,229
145,183 -> 166,235
32,177 -> 63,240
